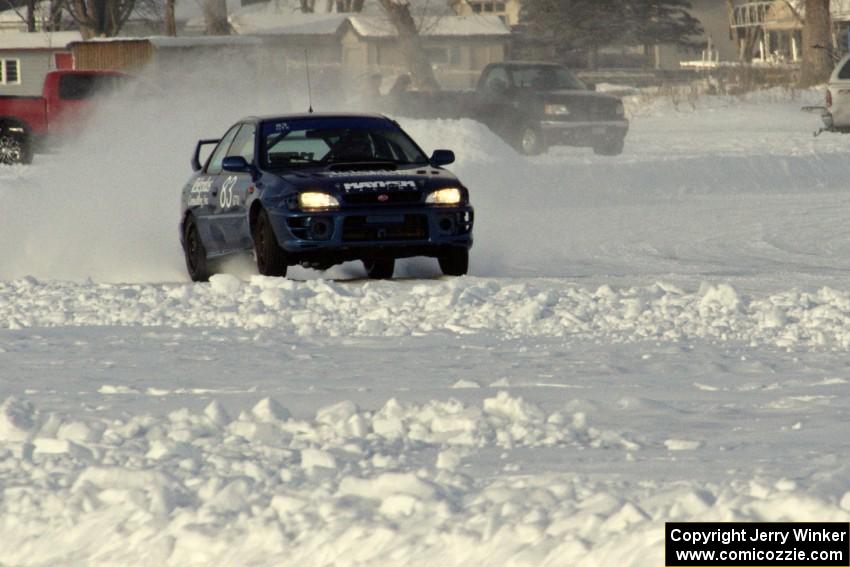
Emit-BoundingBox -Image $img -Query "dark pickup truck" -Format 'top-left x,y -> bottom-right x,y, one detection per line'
391,61 -> 629,156
0,69 -> 127,165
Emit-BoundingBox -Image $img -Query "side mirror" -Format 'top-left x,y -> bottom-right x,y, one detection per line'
222,156 -> 252,173
430,149 -> 455,167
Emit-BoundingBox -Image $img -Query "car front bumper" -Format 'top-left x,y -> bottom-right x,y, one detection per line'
267,205 -> 474,262
540,119 -> 629,146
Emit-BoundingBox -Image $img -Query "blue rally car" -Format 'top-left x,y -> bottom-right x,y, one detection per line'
179,113 -> 474,281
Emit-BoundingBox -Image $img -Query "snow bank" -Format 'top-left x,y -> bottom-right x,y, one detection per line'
5,277 -> 850,349
1,394 -> 846,566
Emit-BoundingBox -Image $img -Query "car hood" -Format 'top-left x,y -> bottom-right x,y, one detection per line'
275,165 -> 463,195
537,89 -> 622,102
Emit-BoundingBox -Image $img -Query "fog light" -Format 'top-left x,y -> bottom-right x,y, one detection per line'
438,216 -> 456,235
308,217 -> 332,240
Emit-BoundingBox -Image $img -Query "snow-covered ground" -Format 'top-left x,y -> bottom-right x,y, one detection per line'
3,87 -> 850,565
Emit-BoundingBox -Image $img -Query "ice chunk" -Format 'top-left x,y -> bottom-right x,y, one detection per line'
252,398 -> 291,422
209,274 -> 242,295
0,397 -> 37,442
300,448 -> 337,470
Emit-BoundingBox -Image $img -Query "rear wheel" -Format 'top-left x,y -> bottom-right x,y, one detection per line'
253,209 -> 288,277
0,131 -> 29,165
183,216 -> 212,282
363,258 -> 394,279
438,248 -> 469,276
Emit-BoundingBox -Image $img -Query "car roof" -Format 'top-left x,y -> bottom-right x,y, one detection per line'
497,61 -> 565,67
238,112 -> 392,124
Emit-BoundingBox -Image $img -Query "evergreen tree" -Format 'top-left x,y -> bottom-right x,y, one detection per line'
521,0 -> 629,56
625,0 -> 703,48
520,0 -> 703,63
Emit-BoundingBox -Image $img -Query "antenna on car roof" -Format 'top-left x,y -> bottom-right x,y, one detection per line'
304,49 -> 314,114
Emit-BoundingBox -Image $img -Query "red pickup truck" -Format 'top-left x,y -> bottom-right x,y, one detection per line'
0,69 -> 127,165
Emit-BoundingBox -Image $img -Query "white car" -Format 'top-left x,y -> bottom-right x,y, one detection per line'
820,54 -> 850,133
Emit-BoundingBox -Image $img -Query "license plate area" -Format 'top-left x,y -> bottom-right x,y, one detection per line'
592,126 -> 607,136
366,215 -> 405,224
342,215 -> 429,242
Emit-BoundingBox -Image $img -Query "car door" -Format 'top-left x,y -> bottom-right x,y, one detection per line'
218,123 -> 257,251
476,66 -> 515,137
829,56 -> 850,128
200,124 -> 240,255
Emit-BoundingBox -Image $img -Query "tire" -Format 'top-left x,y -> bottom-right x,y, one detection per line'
593,138 -> 624,156
183,216 -> 213,282
253,209 -> 288,277
363,258 -> 394,279
517,124 -> 546,156
0,131 -> 29,165
438,248 -> 469,276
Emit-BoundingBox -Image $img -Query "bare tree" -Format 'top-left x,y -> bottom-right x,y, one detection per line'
203,0 -> 229,34
799,0 -> 832,86
163,0 -> 175,35
66,0 -> 135,37
3,0 -> 38,31
377,0 -> 440,90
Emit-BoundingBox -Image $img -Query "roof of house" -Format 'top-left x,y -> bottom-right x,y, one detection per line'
0,31 -> 81,50
348,14 -> 510,37
229,9 -> 509,39
71,35 -> 263,48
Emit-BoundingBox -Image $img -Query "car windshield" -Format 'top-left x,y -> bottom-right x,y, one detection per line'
260,117 -> 430,169
511,66 -> 586,90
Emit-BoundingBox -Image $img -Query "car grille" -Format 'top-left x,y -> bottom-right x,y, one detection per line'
342,215 -> 429,242
564,98 -> 619,120
342,192 -> 421,205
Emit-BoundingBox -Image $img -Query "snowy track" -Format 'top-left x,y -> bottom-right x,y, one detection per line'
4,90 -> 850,565
6,276 -> 850,349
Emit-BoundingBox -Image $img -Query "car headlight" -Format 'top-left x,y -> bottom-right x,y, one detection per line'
426,188 -> 462,205
544,104 -> 570,116
299,192 -> 339,210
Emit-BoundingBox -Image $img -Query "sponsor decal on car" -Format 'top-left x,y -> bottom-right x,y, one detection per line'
342,180 -> 417,193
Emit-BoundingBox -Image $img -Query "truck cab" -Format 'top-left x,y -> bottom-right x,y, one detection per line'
473,62 -> 629,155
0,69 -> 127,165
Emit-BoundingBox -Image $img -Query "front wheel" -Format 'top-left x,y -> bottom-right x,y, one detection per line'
183,216 -> 213,282
438,248 -> 469,276
363,258 -> 394,279
0,132 -> 29,165
517,124 -> 546,155
253,209 -> 288,277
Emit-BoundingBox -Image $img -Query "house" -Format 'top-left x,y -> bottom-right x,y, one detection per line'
658,0 -> 739,69
0,31 -> 81,96
227,6 -> 511,88
68,35 -> 264,74
730,0 -> 850,63
452,0 -> 522,27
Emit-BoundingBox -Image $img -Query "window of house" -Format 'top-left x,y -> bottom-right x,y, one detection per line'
471,2 -> 482,12
1,59 -> 21,85
425,48 -> 449,64
495,2 -> 505,10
